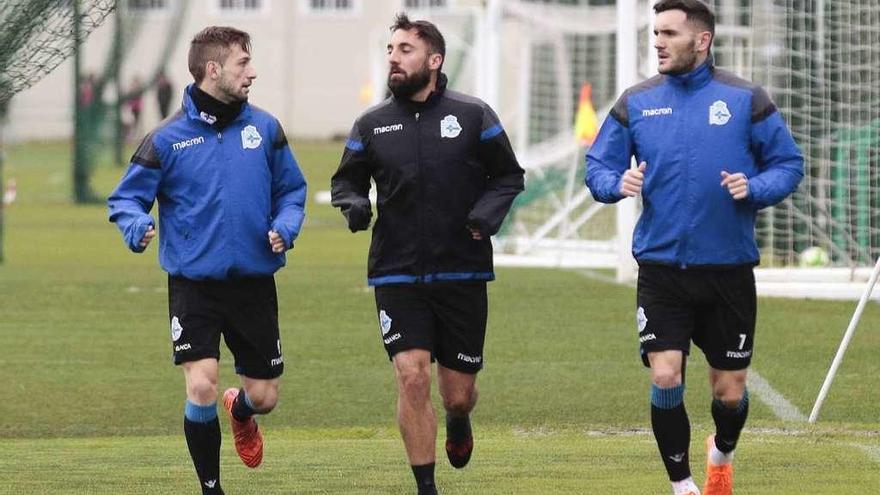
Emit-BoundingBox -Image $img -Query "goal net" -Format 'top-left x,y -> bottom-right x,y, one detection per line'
0,0 -> 116,105
0,0 -> 116,262
746,0 -> 880,297
491,0 -> 626,271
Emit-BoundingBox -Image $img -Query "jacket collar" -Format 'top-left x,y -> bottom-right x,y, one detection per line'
182,83 -> 251,127
667,56 -> 714,90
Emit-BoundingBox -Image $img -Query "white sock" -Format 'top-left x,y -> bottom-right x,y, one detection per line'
709,440 -> 735,465
671,477 -> 701,495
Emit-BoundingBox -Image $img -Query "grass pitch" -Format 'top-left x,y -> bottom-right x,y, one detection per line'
0,139 -> 877,494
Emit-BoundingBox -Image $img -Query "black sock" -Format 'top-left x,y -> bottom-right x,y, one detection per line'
231,388 -> 257,422
712,389 -> 750,454
446,413 -> 472,441
183,405 -> 223,495
650,384 -> 691,482
411,463 -> 437,495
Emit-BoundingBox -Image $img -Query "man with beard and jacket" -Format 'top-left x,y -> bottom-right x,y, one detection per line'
331,13 -> 524,495
586,1 -> 803,494
108,26 -> 306,495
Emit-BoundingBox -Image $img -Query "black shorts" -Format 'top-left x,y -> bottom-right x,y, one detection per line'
636,264 -> 756,370
374,281 -> 488,374
168,275 -> 284,379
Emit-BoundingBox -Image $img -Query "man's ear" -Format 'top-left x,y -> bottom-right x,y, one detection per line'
428,53 -> 443,71
206,60 -> 221,80
697,31 -> 712,53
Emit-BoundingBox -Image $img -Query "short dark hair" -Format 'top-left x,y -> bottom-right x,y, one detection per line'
188,26 -> 251,83
390,13 -> 446,69
653,0 -> 715,38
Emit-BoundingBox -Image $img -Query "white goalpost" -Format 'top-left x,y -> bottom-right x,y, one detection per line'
809,255 -> 880,422
487,0 -> 645,276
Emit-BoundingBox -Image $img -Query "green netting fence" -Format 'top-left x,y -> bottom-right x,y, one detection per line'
0,0 -> 116,262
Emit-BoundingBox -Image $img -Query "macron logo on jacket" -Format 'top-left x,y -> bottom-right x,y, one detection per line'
172,136 -> 205,151
374,123 -> 404,135
642,107 -> 673,117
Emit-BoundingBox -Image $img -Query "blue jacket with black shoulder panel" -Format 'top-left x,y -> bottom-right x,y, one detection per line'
586,59 -> 803,268
108,84 -> 307,280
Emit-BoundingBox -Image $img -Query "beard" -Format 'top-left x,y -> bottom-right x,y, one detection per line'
387,62 -> 431,99
217,76 -> 248,103
658,41 -> 699,75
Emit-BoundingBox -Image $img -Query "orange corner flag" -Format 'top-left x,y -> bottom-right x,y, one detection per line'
574,82 -> 599,146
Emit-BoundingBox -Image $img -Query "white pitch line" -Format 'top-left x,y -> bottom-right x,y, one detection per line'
747,370 -> 807,423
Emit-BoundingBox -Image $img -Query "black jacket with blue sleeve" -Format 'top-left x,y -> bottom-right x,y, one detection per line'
331,74 -> 524,286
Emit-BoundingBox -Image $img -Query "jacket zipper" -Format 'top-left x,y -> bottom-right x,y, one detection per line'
414,111 -> 427,283
216,129 -> 231,270
676,89 -> 690,269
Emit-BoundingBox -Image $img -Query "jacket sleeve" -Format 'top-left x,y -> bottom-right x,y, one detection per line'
467,105 -> 525,236
107,134 -> 161,253
585,94 -> 632,204
268,120 -> 307,248
330,120 -> 373,232
745,87 -> 804,209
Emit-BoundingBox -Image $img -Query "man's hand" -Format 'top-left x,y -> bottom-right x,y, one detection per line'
620,161 -> 646,197
139,225 -> 156,249
268,230 -> 287,253
468,227 -> 483,240
721,171 -> 749,200
346,202 -> 372,232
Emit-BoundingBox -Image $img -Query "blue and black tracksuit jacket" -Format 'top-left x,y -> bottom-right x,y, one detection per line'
108,84 -> 307,280
331,73 -> 525,286
586,59 -> 804,268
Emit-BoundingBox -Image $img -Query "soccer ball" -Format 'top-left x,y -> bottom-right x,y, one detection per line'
799,246 -> 830,267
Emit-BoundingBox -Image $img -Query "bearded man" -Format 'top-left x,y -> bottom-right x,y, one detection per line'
331,13 -> 524,495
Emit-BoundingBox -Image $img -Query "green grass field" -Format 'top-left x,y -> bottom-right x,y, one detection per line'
0,139 -> 877,494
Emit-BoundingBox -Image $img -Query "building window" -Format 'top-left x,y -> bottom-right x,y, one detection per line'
404,0 -> 449,8
521,0 -> 611,5
309,0 -> 353,10
220,0 -> 262,9
126,0 -> 172,17
300,0 -> 360,16
216,0 -> 269,15
127,0 -> 169,10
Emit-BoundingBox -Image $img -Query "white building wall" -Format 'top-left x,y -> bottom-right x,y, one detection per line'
7,0 -> 470,142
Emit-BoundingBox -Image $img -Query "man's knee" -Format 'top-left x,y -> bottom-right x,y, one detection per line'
183,359 -> 219,404
246,386 -> 279,412
396,363 -> 432,401
648,351 -> 683,388
711,369 -> 747,406
651,369 -> 682,389
187,376 -> 218,404
442,384 -> 477,415
241,377 -> 280,413
713,380 -> 747,406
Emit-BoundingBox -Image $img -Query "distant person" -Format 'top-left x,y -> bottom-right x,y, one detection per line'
332,13 -> 524,495
586,1 -> 803,494
156,70 -> 174,119
108,26 -> 307,495
78,73 -> 96,107
125,76 -> 144,140
3,178 -> 16,206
